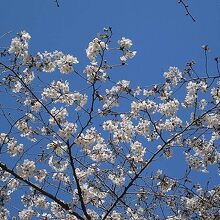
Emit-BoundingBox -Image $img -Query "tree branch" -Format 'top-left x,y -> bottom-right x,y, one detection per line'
67,141 -> 91,220
0,162 -> 85,220
178,0 -> 196,22
102,101 -> 219,219
55,0 -> 60,7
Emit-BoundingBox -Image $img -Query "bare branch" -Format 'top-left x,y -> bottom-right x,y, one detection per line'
178,0 -> 196,22
54,0 -> 60,7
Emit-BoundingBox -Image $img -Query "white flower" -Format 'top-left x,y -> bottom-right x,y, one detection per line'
0,133 -> 8,145
24,97 -> 41,112
89,141 -> 113,162
182,81 -> 207,107
76,128 -> 113,162
118,37 -> 136,63
23,68 -> 35,84
86,38 -> 103,63
87,210 -> 99,220
199,99 -> 207,110
19,207 -> 37,220
0,169 -> 10,181
102,80 -> 131,111
42,80 -> 69,100
135,118 -> 150,136
35,50 -> 78,74
158,99 -> 179,116
35,169 -> 48,182
118,37 -> 133,49
48,156 -> 69,172
108,168 -> 125,185
7,178 -> 19,191
131,100 -> 157,116
8,31 -> 31,60
49,107 -> 68,125
156,171 -> 176,193
75,167 -> 95,182
16,159 -> 36,179
34,195 -> 49,209
7,138 -> 24,156
52,172 -> 70,184
73,92 -> 88,110
76,183 -> 106,206
164,67 -> 182,85
30,101 -> 41,112
103,120 -> 119,132
12,81 -> 22,93
211,86 -> 220,104
84,64 -> 108,83
20,31 -> 31,41
51,202 -> 64,218
112,114 -> 134,144
104,211 -> 123,220
127,141 -> 146,163
120,55 -> 127,63
59,122 -> 77,140
76,127 -> 98,147
42,82 -> 87,109
127,207 -> 146,220
0,207 -> 9,220
47,140 -> 67,155
16,119 -> 34,140
182,196 -> 199,210
205,113 -> 220,129
57,54 -> 79,74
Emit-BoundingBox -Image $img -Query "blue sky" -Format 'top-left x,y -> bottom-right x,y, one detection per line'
0,0 -> 220,216
1,0 -> 219,172
1,0 -> 220,85
1,0 -> 220,183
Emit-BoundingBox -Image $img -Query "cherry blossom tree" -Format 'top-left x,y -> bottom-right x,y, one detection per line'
0,24 -> 219,220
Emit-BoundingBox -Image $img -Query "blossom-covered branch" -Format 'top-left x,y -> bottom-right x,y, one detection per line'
0,28 -> 219,220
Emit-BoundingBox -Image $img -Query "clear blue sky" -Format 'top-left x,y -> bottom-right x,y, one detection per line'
1,0 -> 220,85
0,0 -> 220,215
1,0 -> 220,183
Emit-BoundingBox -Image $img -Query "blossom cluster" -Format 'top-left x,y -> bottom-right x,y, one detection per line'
118,37 -> 137,64
8,31 -> 31,62
1,29 -> 220,220
42,80 -> 87,109
76,127 -> 113,162
9,31 -> 79,74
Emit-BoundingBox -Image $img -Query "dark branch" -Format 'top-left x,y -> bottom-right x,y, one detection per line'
67,141 -> 91,220
0,162 -> 85,220
55,0 -> 60,7
178,0 -> 196,22
102,101 -> 220,219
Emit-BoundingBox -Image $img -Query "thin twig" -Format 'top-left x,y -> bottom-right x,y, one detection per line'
178,0 -> 196,22
204,49 -> 209,77
0,162 -> 85,220
0,31 -> 12,41
215,57 -> 220,76
55,0 -> 60,7
102,101 -> 220,219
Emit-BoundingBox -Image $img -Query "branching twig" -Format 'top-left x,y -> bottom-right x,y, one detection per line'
178,0 -> 196,22
67,141 -> 91,220
55,0 -> 60,7
215,57 -> 220,76
0,31 -> 12,41
102,101 -> 220,219
0,162 -> 85,220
